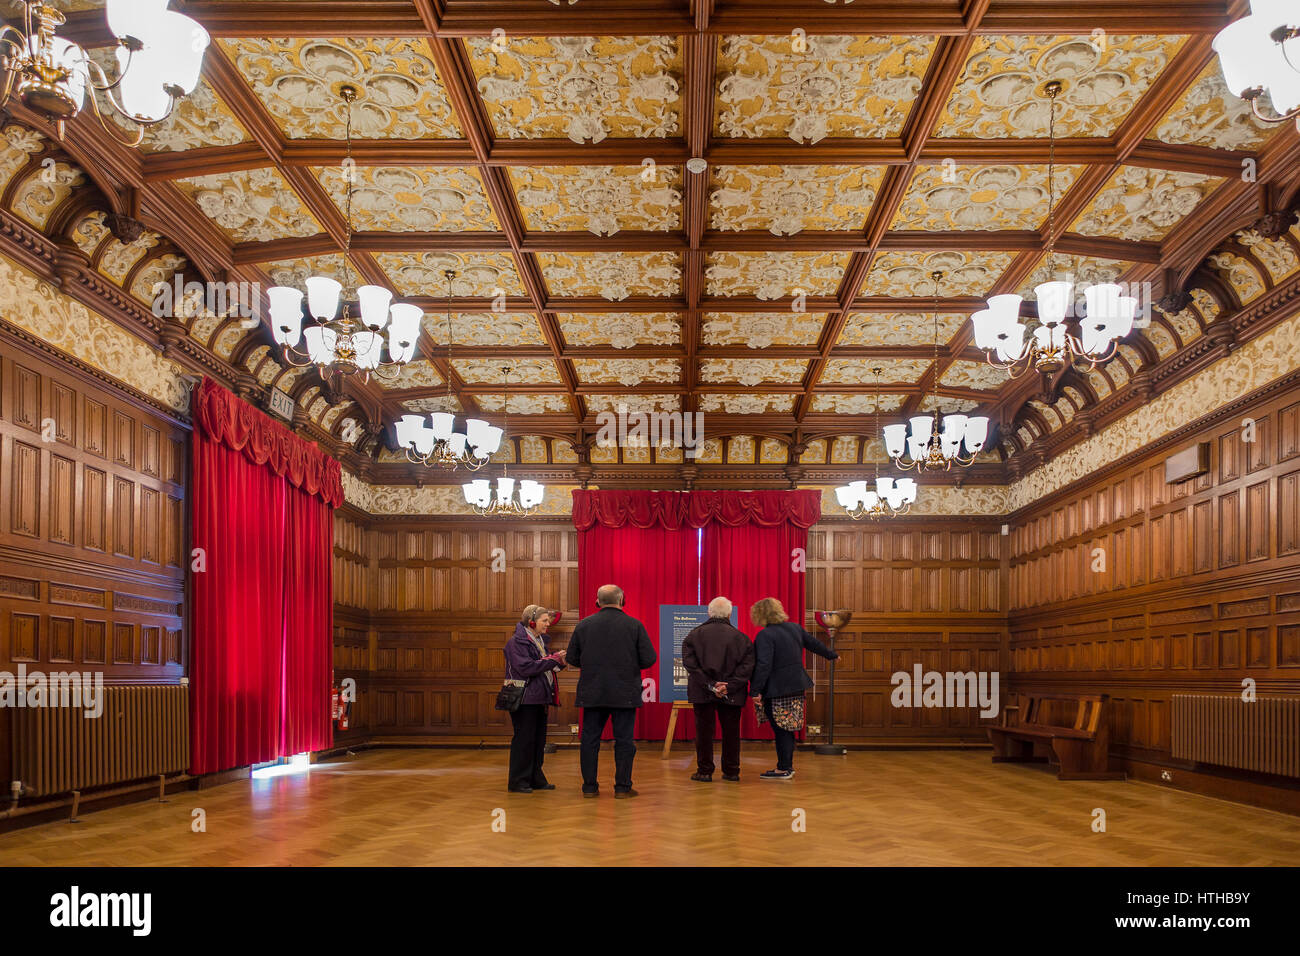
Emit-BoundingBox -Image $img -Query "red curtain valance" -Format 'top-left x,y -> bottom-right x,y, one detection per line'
193,377 -> 344,509
571,489 -> 821,530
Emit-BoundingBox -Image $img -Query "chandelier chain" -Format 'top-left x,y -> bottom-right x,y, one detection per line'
1045,81 -> 1059,274
341,87 -> 355,294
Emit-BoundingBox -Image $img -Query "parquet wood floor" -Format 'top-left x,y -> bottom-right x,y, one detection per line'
1,747 -> 1297,866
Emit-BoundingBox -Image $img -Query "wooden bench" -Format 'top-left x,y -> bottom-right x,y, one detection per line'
987,693 -> 1125,780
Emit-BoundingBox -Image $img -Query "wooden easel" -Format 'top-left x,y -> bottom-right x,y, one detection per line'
661,701 -> 691,758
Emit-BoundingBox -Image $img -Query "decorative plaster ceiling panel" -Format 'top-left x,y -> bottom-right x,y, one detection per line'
1013,254 -> 1131,296
586,393 -> 681,413
859,250 -> 1017,297
0,125 -> 43,195
374,252 -> 526,297
420,311 -> 547,346
453,358 -> 562,385
698,393 -> 795,414
466,35 -> 682,142
571,358 -> 681,386
10,160 -> 82,229
473,393 -> 572,415
809,393 -> 907,414
920,395 -> 983,413
401,395 -> 463,413
702,312 -> 826,348
892,163 -> 1084,232
838,312 -> 966,348
1151,63 -> 1281,151
174,167 -> 319,243
705,251 -> 850,298
264,255 -> 357,299
941,360 -> 1011,391
714,34 -> 937,142
217,37 -> 462,139
509,165 -> 681,234
822,358 -> 931,385
1236,229 -> 1300,283
97,234 -> 158,284
312,165 -> 498,232
698,358 -> 808,385
1070,166 -> 1223,241
935,34 -> 1187,138
558,312 -> 682,348
537,252 -> 681,299
381,359 -> 444,389
709,165 -> 884,234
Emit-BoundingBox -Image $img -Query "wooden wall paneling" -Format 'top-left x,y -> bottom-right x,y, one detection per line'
1007,379 -> 1300,798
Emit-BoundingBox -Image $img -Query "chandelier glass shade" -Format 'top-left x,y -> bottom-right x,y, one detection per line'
463,477 -> 546,517
970,281 -> 1138,375
395,412 -> 503,471
886,277 -> 990,472
267,86 -> 418,385
462,365 -> 545,515
1214,0 -> 1300,125
0,0 -> 210,144
836,367 -> 920,518
835,477 -> 918,520
884,413 -> 989,472
394,271 -> 510,472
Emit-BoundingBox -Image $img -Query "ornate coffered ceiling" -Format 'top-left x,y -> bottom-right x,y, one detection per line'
3,0 -> 1300,494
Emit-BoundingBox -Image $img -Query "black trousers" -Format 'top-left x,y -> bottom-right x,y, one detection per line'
508,704 -> 550,790
764,698 -> 797,771
580,706 -> 637,792
692,701 -> 742,776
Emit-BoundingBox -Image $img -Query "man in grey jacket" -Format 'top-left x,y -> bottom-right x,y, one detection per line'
566,584 -> 657,798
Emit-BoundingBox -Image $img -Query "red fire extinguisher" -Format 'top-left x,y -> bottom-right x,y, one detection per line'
332,686 -> 350,730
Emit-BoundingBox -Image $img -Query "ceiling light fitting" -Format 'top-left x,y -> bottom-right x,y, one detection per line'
970,80 -> 1137,378
1214,0 -> 1300,128
267,86 -> 420,387
887,272 -> 990,472
0,0 -> 210,145
394,270 -> 504,472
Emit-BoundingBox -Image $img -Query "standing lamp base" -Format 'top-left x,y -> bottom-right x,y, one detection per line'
814,743 -> 848,755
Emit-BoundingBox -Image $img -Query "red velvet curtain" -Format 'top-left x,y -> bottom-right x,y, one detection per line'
572,489 -> 819,741
575,520 -> 699,740
702,521 -> 811,740
190,378 -> 339,774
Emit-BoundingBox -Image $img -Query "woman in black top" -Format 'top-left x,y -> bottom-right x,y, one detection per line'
749,597 -> 839,780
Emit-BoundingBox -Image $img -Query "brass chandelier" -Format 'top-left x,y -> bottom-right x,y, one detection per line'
884,273 -> 990,472
267,86 -> 421,387
394,270 -> 504,472
0,0 -> 210,145
461,366 -> 544,517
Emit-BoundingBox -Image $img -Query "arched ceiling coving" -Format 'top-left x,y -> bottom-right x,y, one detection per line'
3,0 -> 1300,489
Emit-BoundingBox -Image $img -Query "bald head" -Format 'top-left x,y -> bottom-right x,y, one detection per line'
596,584 -> 624,607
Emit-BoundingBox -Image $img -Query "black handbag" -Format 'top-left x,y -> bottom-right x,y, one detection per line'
495,659 -> 526,712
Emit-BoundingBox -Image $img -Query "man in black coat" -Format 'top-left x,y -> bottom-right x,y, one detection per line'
566,584 -> 657,798
682,596 -> 754,782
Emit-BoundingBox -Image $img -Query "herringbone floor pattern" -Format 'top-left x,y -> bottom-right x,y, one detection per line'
1,748 -> 1296,866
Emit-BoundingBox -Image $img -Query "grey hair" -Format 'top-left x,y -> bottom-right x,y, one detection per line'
707,596 -> 732,620
520,604 -> 547,626
596,584 -> 624,607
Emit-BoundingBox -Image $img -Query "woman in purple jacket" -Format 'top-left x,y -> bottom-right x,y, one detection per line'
504,604 -> 566,793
